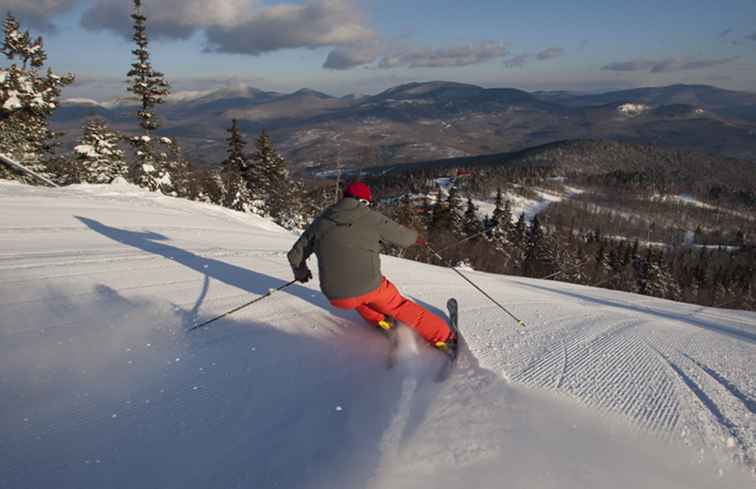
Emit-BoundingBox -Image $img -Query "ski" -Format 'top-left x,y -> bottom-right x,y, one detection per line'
435,298 -> 461,381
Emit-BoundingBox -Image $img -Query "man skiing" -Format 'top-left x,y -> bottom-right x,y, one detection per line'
287,182 -> 457,352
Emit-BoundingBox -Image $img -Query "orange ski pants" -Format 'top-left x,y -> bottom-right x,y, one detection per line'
330,277 -> 453,345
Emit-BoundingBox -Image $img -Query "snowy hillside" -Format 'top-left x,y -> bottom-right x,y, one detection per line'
1,181 -> 754,489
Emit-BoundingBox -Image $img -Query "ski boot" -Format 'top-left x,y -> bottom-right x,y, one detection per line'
377,318 -> 394,332
434,333 -> 458,355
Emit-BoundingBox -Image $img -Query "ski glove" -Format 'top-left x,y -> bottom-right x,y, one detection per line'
294,266 -> 313,283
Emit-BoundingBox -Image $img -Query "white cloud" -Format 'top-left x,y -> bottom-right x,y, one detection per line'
504,47 -> 565,67
204,0 -> 374,55
374,42 -> 508,70
81,0 -> 262,39
602,57 -> 740,73
323,42 -> 381,70
0,0 -> 77,31
82,0 -> 375,53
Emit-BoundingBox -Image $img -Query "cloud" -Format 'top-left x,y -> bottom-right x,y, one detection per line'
1,0 -> 78,31
372,42 -> 508,70
323,42 -> 381,70
504,47 -> 565,67
747,32 -> 756,42
205,0 -> 374,55
81,0 -> 262,40
503,54 -> 532,68
537,47 -> 565,60
653,57 -> 739,72
718,28 -> 733,39
601,59 -> 658,72
602,57 -> 739,73
83,0 -> 374,54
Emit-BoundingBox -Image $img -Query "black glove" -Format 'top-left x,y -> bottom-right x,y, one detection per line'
293,266 -> 313,283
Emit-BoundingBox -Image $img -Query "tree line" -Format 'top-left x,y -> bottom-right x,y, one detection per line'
381,183 -> 755,312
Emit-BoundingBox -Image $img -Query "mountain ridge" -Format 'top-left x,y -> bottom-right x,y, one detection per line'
54,81 -> 756,168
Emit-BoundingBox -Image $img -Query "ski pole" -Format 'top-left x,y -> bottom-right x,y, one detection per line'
427,245 -> 526,328
188,279 -> 297,332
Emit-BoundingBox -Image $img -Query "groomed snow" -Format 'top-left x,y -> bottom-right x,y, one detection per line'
1,181 -> 754,489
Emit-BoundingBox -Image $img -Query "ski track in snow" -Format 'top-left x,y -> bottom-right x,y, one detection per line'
1,181 -> 755,488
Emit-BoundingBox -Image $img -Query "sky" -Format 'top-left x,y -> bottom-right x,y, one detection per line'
3,0 -> 756,100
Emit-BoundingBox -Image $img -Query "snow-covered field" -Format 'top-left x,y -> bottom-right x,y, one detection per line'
475,187 -> 574,222
1,181 -> 754,489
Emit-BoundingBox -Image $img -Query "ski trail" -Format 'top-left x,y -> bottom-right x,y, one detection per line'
2,182 -> 755,487
499,310 -> 756,470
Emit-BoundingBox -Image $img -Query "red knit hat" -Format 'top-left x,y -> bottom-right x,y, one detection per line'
344,182 -> 373,202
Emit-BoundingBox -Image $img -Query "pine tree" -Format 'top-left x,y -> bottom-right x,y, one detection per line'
491,188 -> 511,229
250,129 -> 300,227
446,186 -> 464,236
460,196 -> 482,238
126,0 -> 170,192
219,121 -> 252,211
522,216 -> 558,277
509,212 -> 528,272
0,14 -> 73,183
247,129 -> 274,213
72,118 -> 127,184
162,138 -> 193,197
394,194 -> 423,230
488,189 -> 512,249
222,119 -> 248,174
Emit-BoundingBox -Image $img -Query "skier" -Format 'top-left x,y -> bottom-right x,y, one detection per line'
287,182 -> 457,352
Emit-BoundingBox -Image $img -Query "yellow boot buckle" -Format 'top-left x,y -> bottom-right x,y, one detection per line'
378,319 -> 392,331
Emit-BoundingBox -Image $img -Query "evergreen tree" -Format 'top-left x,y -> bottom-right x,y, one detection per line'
0,14 -> 73,183
394,194 -> 423,230
488,190 -> 513,251
162,138 -> 193,197
249,129 -> 301,227
218,120 -> 252,211
509,212 -> 528,272
247,129 -> 274,213
446,186 -> 464,236
462,196 -> 483,238
222,119 -> 248,174
126,0 -> 170,191
72,118 -> 127,184
591,239 -> 609,284
522,216 -> 559,277
491,188 -> 512,230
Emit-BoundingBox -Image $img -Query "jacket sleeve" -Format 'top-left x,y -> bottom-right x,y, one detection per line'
287,224 -> 316,270
374,212 -> 418,248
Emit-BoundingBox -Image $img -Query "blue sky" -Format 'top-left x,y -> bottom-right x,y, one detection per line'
4,0 -> 755,99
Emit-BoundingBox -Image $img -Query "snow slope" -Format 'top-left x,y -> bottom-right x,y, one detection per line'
1,181 -> 754,489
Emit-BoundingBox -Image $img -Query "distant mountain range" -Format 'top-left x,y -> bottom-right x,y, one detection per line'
52,82 -> 756,171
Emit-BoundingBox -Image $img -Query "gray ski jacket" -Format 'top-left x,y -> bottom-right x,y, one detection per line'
287,198 -> 418,300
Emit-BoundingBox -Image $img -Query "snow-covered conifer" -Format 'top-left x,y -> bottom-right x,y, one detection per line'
73,118 -> 127,184
0,14 -> 73,183
161,138 -> 195,197
250,129 -> 296,224
126,0 -> 171,192
462,196 -> 483,238
218,121 -> 253,211
127,0 -> 169,134
222,119 -> 248,174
